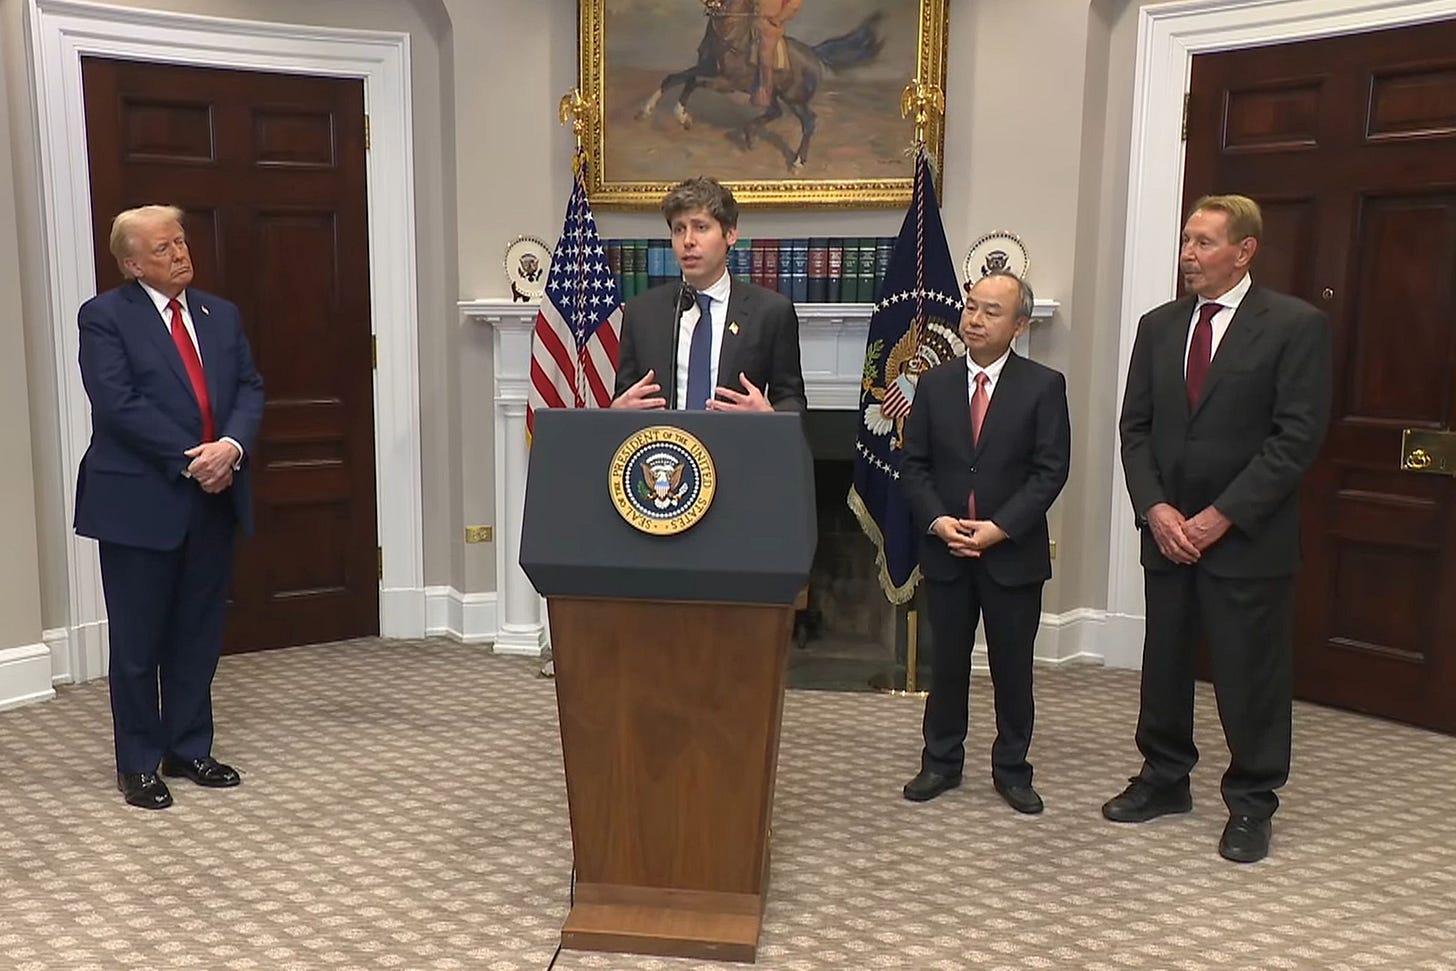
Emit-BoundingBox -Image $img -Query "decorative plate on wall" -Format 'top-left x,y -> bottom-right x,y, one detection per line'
964,231 -> 1030,283
504,236 -> 552,301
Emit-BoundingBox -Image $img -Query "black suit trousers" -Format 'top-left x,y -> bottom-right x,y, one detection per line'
921,562 -> 1041,786
1135,566 -> 1293,818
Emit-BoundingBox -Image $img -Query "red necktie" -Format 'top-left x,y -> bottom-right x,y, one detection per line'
168,298 -> 215,441
968,371 -> 989,518
1185,302 -> 1219,408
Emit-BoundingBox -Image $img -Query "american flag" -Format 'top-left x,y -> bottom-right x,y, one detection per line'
527,172 -> 622,440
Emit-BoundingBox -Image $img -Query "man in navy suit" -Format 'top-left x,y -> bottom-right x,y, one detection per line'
898,272 -> 1071,814
612,176 -> 805,413
75,204 -> 265,809
1103,195 -> 1331,862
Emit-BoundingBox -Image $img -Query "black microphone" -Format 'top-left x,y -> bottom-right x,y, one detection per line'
667,279 -> 695,410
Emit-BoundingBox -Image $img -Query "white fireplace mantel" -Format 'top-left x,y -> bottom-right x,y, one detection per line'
458,297 -> 1057,657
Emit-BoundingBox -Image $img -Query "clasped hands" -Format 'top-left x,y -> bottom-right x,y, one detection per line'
933,517 -> 1007,558
611,369 -> 773,412
185,440 -> 240,494
1146,502 -> 1231,564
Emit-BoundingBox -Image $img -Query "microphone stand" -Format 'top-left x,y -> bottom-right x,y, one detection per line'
666,278 -> 693,411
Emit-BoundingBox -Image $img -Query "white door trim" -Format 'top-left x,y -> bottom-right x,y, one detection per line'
28,0 -> 425,683
1105,0 -> 1456,669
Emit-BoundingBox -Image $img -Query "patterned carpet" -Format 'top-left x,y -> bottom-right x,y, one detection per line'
1,638 -> 1454,971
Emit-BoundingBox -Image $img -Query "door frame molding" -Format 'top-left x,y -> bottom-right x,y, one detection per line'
29,0 -> 425,683
1105,0 -> 1455,669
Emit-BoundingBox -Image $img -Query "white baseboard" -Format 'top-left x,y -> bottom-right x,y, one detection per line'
424,586 -> 499,646
0,641 -> 57,711
1036,607 -> 1109,665
967,607 -> 1109,672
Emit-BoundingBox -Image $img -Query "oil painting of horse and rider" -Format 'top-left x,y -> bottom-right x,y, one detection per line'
600,0 -> 933,189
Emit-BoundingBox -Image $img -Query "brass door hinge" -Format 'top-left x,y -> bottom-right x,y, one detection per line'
372,334 -> 378,370
1181,92 -> 1190,142
377,546 -> 383,580
364,114 -> 371,150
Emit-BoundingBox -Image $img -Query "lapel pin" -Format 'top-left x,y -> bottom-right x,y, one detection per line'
200,305 -> 210,316
728,321 -> 739,335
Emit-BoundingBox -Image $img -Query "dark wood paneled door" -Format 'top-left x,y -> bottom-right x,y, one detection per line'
82,58 -> 379,654
1184,19 -> 1456,733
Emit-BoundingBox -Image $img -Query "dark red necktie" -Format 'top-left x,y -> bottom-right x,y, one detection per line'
968,371 -> 989,518
1185,301 -> 1219,408
168,298 -> 215,441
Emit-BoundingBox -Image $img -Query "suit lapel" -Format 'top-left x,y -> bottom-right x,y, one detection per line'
1160,295 -> 1197,419
127,282 -> 199,404
1191,285 -> 1268,419
717,279 -> 754,389
971,352 -> 1024,459
188,290 -> 225,413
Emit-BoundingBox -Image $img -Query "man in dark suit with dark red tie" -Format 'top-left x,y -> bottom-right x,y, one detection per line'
899,271 -> 1071,814
75,204 -> 265,809
1103,194 -> 1332,862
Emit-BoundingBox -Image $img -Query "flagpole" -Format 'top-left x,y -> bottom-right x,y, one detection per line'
539,89 -> 599,681
865,78 -> 947,699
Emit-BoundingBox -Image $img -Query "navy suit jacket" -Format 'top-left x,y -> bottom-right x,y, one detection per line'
74,281 -> 265,551
613,279 -> 807,411
1119,284 -> 1331,577
900,352 -> 1071,588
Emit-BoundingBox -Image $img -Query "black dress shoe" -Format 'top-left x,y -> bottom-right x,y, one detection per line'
994,780 -> 1044,815
160,755 -> 241,788
1101,777 -> 1193,822
903,769 -> 961,802
117,772 -> 173,810
1219,814 -> 1271,863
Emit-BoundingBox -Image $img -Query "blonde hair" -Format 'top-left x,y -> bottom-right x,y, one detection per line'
109,205 -> 185,275
1190,194 -> 1262,243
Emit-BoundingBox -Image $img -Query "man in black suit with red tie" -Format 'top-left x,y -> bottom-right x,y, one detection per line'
899,271 -> 1071,814
1103,194 -> 1332,863
75,205 -> 264,810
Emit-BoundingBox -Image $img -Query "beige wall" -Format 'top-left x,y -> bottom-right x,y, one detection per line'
0,0 -> 44,651
451,0 -> 1150,616
2,0 -> 1168,655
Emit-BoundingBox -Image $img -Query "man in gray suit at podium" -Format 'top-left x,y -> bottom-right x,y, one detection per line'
611,176 -> 806,413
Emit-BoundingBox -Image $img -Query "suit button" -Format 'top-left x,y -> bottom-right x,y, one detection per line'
969,466 -> 977,473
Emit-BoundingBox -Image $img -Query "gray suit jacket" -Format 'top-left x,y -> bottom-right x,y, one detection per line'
1119,283 -> 1332,577
613,279 -> 807,411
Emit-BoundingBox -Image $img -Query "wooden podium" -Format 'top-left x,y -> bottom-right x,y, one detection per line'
521,411 -> 816,963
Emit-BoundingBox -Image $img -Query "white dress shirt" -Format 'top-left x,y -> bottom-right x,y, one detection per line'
673,269 -> 733,410
966,346 -> 1012,405
1183,271 -> 1252,374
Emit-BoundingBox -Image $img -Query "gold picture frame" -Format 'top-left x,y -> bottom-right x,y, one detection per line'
579,0 -> 948,209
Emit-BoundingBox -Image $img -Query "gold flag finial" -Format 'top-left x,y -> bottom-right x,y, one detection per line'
558,88 -> 596,176
899,77 -> 945,148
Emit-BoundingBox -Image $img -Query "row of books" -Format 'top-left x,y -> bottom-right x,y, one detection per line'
605,237 -> 897,304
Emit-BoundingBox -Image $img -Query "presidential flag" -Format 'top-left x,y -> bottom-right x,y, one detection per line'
527,168 -> 622,441
847,145 -> 964,603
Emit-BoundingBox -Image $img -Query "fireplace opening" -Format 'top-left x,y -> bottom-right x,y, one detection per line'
790,411 -> 904,691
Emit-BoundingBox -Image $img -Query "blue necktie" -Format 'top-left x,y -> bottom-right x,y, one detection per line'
684,291 -> 714,410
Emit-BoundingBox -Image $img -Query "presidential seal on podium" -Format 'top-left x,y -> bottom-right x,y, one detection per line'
608,426 -> 716,535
